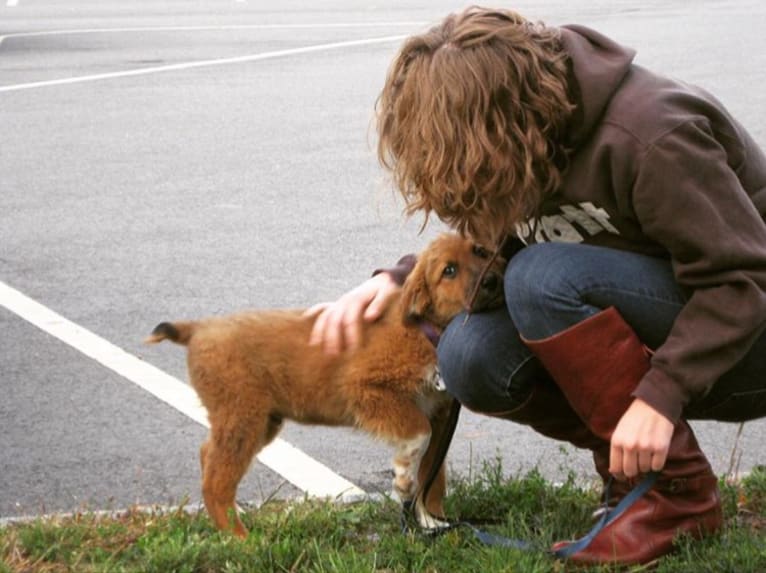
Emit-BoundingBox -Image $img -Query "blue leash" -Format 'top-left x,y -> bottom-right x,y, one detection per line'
402,471 -> 660,557
552,470 -> 659,558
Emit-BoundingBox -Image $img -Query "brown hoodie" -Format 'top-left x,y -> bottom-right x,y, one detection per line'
536,25 -> 766,423
383,25 -> 766,424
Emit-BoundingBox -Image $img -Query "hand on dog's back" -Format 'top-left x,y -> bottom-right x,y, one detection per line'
305,272 -> 402,355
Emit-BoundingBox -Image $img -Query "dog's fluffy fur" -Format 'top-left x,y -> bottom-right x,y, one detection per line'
146,234 -> 505,537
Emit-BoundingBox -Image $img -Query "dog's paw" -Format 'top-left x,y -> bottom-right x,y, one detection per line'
415,502 -> 450,530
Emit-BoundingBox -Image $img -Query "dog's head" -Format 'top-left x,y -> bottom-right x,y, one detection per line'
400,234 -> 506,328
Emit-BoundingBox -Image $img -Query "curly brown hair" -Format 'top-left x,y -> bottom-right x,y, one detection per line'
376,6 -> 576,246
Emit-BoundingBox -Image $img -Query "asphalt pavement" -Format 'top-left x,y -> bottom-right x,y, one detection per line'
2,0 -> 765,521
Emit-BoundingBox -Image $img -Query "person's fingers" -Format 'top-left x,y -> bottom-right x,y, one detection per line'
327,295 -> 370,353
651,446 -> 669,472
322,306 -> 347,355
308,304 -> 347,355
306,304 -> 332,347
622,447 -> 639,479
637,449 -> 654,475
304,302 -> 331,319
363,289 -> 390,321
609,443 -> 626,481
343,309 -> 364,351
610,399 -> 675,479
611,439 -> 669,479
363,276 -> 400,321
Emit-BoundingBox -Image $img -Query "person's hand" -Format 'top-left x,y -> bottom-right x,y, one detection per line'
609,398 -> 675,480
305,272 -> 401,355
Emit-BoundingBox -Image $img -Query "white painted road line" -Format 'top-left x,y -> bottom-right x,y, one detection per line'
0,22 -> 426,42
0,34 -> 408,93
0,280 -> 366,501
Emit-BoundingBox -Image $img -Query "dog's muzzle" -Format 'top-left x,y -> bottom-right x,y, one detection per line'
471,272 -> 505,311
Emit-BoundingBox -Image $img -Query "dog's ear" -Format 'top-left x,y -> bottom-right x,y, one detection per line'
400,258 -> 432,323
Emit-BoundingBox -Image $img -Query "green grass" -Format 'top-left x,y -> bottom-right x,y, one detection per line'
2,460 -> 765,573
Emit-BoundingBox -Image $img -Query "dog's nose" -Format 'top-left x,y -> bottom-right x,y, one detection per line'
480,273 -> 499,292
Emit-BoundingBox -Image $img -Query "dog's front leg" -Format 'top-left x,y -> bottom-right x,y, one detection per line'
392,433 -> 431,503
392,433 -> 448,529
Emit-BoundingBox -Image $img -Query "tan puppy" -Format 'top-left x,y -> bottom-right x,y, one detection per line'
146,234 -> 506,538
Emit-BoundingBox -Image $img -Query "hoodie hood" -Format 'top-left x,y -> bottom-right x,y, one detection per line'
559,25 -> 636,147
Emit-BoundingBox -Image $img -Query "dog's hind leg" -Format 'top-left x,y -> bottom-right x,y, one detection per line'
201,413 -> 280,538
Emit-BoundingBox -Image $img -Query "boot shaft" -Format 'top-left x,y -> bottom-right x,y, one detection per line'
523,306 -> 651,440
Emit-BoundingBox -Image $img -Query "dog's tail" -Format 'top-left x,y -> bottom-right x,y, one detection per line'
144,321 -> 195,345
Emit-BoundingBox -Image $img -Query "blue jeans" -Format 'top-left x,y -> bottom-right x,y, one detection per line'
437,243 -> 766,422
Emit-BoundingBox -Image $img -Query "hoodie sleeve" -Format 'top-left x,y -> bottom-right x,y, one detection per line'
631,118 -> 766,422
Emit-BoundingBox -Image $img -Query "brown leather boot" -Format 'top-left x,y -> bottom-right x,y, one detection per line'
524,307 -> 723,566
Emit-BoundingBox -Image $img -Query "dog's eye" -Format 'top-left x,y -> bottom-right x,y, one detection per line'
442,264 -> 458,278
472,245 -> 490,259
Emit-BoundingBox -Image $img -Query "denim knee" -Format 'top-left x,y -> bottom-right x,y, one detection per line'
505,244 -> 561,336
505,243 -> 688,342
436,308 -> 532,413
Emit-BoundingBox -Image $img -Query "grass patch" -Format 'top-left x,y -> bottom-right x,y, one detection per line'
2,461 -> 765,572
